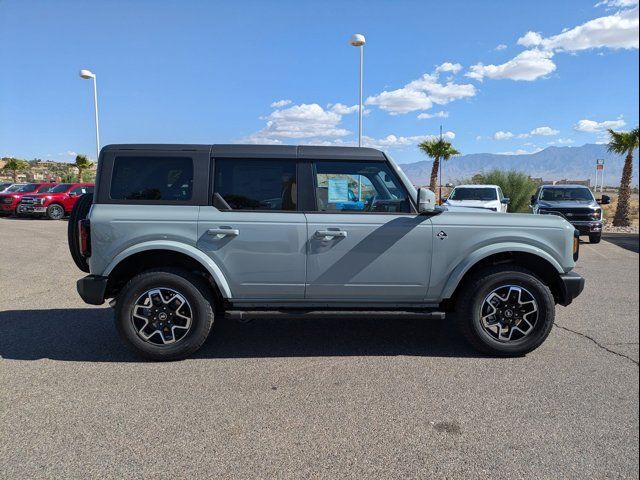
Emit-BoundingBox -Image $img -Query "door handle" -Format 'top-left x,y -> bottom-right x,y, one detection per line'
207,227 -> 239,238
315,230 -> 347,239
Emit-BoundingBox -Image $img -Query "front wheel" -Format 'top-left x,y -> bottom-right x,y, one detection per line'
115,269 -> 214,361
589,233 -> 601,244
46,204 -> 65,220
456,265 -> 555,356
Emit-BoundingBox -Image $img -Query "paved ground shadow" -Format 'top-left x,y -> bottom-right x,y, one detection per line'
0,308 -> 481,362
603,233 -> 639,254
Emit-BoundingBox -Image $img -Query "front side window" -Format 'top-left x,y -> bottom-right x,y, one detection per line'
314,160 -> 411,213
449,187 -> 498,201
110,157 -> 193,201
36,185 -> 56,193
48,184 -> 72,194
214,158 -> 297,211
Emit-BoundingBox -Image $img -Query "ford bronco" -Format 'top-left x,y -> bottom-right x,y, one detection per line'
69,144 -> 584,360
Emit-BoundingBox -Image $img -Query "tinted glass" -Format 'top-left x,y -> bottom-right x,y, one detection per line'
314,160 -> 410,213
49,184 -> 72,193
214,158 -> 297,210
15,184 -> 39,193
110,157 -> 193,201
540,187 -> 594,201
449,187 -> 497,201
70,185 -> 93,195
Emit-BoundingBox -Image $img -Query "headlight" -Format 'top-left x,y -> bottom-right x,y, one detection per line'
593,209 -> 602,220
35,198 -> 46,204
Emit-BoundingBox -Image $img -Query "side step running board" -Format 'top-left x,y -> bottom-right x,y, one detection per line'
225,310 -> 446,321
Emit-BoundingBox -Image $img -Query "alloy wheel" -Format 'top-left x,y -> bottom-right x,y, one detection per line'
480,285 -> 539,342
131,288 -> 193,345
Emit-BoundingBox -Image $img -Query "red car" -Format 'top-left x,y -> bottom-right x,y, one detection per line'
0,183 -> 58,216
17,183 -> 95,220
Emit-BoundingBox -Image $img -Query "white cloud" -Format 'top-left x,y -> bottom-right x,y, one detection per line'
517,6 -> 639,51
435,62 -> 462,74
548,138 -> 575,145
466,49 -> 556,81
246,103 -> 351,142
530,126 -> 560,136
494,131 -> 515,140
417,110 -> 449,120
365,67 -> 476,115
574,117 -> 626,132
270,99 -> 292,108
595,0 -> 638,8
475,135 -> 483,141
327,103 -> 359,115
495,44 -> 508,51
310,131 -> 456,150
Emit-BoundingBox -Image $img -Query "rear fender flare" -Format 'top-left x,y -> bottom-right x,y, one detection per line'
103,240 -> 232,298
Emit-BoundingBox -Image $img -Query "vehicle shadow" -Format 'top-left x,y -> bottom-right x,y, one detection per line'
0,308 -> 482,362
603,233 -> 639,253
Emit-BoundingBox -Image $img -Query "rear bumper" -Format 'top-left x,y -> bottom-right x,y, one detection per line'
558,271 -> 585,306
77,275 -> 108,305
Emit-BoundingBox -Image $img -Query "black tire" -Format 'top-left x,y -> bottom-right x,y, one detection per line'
589,233 -> 601,244
46,203 -> 65,220
67,193 -> 93,272
456,265 -> 555,356
115,268 -> 214,361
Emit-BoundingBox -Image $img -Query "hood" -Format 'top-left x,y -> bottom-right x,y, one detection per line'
538,200 -> 597,209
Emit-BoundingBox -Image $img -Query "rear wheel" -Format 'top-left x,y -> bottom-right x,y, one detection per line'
67,193 -> 93,272
589,233 -> 601,244
115,269 -> 214,361
46,203 -> 65,220
456,265 -> 555,356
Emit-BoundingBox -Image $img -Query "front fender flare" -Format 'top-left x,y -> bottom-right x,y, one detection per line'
440,242 -> 564,299
103,240 -> 232,298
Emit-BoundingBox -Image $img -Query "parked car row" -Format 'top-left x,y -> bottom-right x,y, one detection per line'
0,182 -> 95,220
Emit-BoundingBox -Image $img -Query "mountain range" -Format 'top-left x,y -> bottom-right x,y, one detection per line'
398,144 -> 639,187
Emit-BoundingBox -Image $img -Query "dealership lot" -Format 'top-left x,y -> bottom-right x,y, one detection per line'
1,218 -> 638,479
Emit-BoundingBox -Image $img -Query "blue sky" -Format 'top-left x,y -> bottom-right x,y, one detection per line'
1,0 -> 638,164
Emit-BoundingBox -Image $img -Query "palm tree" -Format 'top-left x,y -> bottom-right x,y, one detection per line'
2,158 -> 30,182
607,127 -> 639,227
418,137 -> 460,200
74,154 -> 94,182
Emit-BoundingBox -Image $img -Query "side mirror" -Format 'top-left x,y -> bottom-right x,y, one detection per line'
530,195 -> 536,205
501,197 -> 510,205
68,192 -> 77,197
598,195 -> 611,205
417,188 -> 436,213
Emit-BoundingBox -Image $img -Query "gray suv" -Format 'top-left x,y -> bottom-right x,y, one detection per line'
70,144 -> 584,360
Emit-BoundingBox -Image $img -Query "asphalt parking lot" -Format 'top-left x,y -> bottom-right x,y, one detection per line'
1,217 -> 638,479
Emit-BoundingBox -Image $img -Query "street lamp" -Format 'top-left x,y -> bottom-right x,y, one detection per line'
79,69 -> 100,162
349,34 -> 365,147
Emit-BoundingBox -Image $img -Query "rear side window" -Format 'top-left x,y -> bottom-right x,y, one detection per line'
70,185 -> 94,195
110,157 -> 193,201
214,158 -> 297,211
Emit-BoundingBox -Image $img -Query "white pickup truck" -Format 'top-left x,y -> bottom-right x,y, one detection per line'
445,184 -> 509,212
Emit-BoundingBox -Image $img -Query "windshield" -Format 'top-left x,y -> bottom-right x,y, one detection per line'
14,183 -> 39,193
540,187 -> 594,201
47,183 -> 72,193
449,187 -> 497,201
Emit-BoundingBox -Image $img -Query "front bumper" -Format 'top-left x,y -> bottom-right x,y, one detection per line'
17,204 -> 47,215
570,220 -> 602,235
77,275 -> 108,305
558,271 -> 585,306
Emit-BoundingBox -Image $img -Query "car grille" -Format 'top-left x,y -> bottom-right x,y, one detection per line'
541,208 -> 597,221
20,197 -> 36,204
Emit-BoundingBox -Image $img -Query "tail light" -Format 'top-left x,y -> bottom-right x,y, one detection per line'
79,219 -> 91,258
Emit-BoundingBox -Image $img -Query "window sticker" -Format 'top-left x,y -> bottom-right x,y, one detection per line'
328,178 -> 349,203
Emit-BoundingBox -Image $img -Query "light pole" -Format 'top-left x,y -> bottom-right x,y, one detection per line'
79,69 -> 100,162
349,34 -> 365,147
